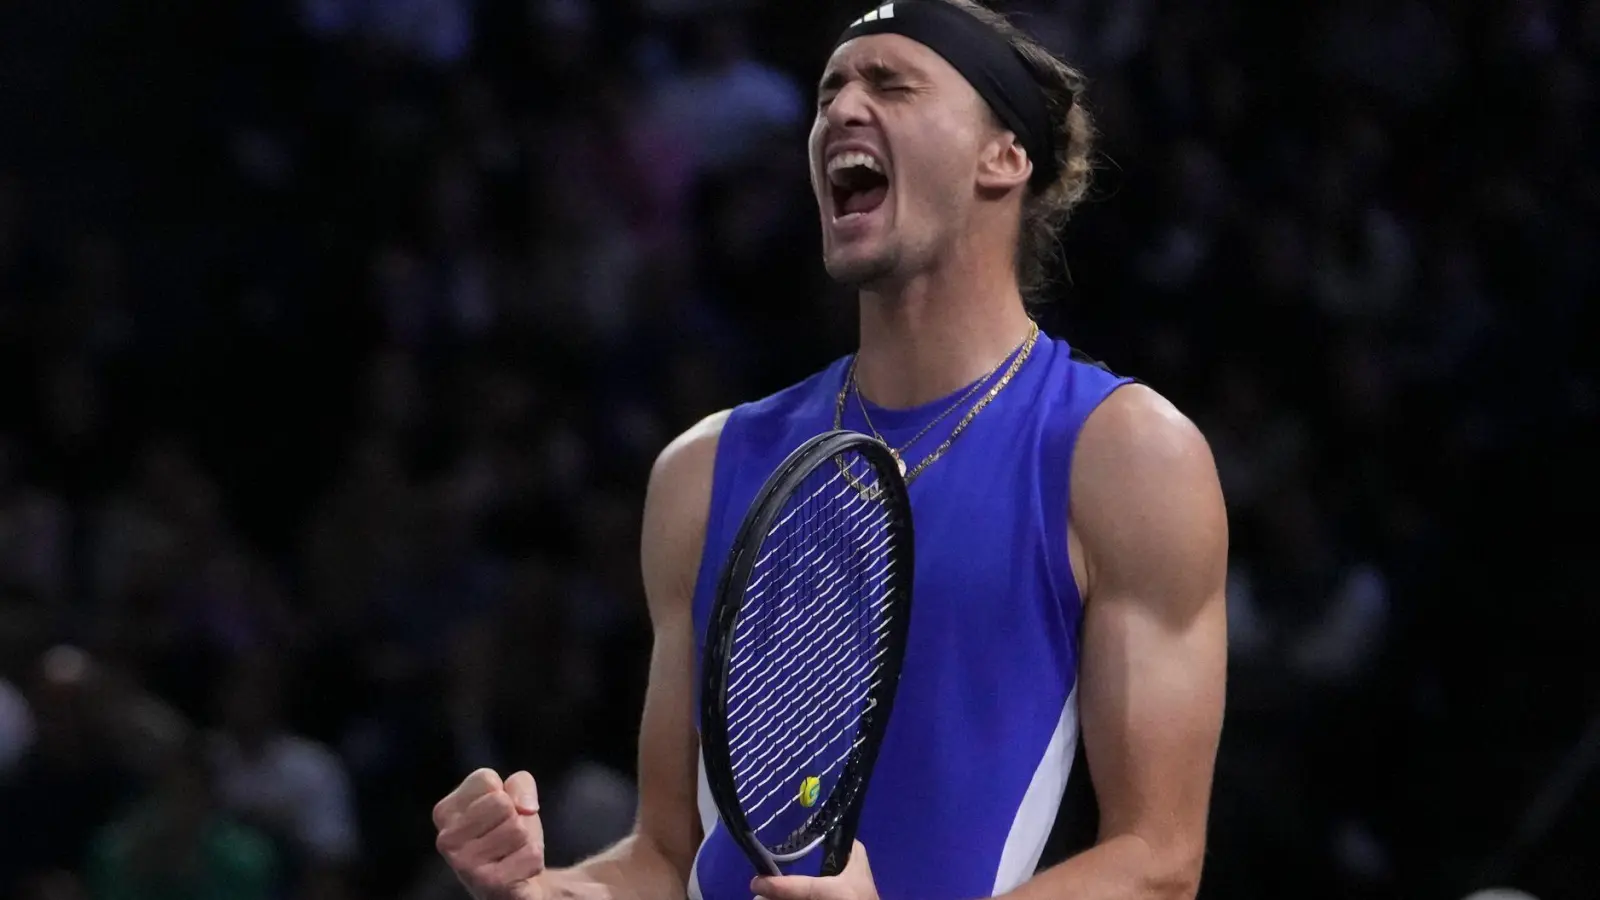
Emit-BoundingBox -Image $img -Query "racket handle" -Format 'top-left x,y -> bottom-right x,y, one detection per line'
819,806 -> 863,877
820,841 -> 852,877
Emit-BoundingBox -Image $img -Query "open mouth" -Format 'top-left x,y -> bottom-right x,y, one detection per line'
827,151 -> 890,220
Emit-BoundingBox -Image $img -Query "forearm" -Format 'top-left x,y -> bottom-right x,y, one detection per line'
995,834 -> 1199,900
544,833 -> 688,900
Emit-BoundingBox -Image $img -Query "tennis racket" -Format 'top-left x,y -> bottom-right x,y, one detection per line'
700,430 -> 915,878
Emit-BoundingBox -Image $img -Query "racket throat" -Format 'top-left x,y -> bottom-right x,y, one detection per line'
757,829 -> 828,868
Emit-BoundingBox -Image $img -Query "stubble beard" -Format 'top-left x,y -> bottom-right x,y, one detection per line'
823,242 -> 901,289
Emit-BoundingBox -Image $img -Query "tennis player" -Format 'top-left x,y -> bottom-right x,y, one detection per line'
431,1 -> 1228,898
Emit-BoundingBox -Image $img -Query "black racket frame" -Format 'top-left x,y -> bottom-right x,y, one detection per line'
699,430 -> 915,878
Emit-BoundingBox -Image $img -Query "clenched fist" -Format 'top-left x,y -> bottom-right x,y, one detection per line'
433,768 -> 547,900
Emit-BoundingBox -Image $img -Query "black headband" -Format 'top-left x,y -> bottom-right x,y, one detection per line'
831,1 -> 1062,190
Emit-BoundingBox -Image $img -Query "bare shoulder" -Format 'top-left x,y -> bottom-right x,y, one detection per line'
1070,384 -> 1227,619
650,409 -> 731,488
1073,384 -> 1218,492
641,410 -> 731,622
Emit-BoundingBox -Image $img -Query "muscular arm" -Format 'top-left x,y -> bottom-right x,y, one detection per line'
1001,386 -> 1228,900
541,411 -> 728,900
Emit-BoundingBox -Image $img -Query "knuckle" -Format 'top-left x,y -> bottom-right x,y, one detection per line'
458,868 -> 490,894
488,791 -> 517,819
494,844 -> 544,885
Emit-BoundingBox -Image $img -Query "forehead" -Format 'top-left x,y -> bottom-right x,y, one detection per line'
818,32 -> 963,87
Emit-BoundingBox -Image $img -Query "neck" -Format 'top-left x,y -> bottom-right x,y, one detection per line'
853,256 -> 1034,409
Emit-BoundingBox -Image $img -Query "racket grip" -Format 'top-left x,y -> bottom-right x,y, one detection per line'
820,841 -> 851,877
819,812 -> 859,877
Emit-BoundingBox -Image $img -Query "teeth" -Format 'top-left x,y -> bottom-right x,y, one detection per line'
827,151 -> 883,176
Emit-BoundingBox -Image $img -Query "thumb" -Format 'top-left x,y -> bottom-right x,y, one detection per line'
842,840 -> 870,876
749,875 -> 822,900
504,770 -> 540,816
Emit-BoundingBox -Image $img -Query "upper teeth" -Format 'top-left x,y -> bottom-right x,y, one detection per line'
828,151 -> 882,175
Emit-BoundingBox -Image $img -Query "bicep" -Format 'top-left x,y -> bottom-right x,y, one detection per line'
1072,387 -> 1228,863
1079,580 -> 1226,847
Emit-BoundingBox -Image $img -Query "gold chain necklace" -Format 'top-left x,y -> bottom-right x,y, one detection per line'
847,326 -> 1026,474
833,323 -> 1040,485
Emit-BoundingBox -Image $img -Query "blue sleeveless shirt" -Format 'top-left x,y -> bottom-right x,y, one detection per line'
687,334 -> 1132,900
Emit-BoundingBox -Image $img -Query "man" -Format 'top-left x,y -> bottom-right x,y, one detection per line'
432,2 -> 1228,899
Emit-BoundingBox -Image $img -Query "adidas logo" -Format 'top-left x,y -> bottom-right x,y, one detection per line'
848,3 -> 896,27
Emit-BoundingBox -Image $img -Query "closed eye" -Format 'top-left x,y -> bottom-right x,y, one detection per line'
816,61 -> 917,110
818,83 -> 912,110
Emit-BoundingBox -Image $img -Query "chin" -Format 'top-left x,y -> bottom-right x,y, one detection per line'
823,246 -> 898,287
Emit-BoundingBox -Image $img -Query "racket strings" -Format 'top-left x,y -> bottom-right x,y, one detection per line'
726,585 -> 895,746
723,452 -> 902,845
724,483 -> 881,673
743,502 -> 892,610
747,468 -> 873,576
728,575 -> 891,791
737,472 -> 883,615
728,615 -> 894,772
736,671 -> 881,804
727,463 -> 887,682
725,533 -> 895,704
727,512 -> 892,687
733,652 -> 891,819
748,698 -> 878,835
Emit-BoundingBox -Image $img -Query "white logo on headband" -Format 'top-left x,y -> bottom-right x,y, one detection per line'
848,3 -> 896,27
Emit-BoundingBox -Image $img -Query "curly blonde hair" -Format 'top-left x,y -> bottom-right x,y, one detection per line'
935,0 -> 1095,301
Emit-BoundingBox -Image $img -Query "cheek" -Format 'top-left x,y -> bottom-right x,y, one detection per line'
898,149 -> 966,214
901,123 -> 975,201
807,121 -> 827,187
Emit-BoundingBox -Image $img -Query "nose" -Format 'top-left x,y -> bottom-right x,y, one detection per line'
824,81 -> 874,131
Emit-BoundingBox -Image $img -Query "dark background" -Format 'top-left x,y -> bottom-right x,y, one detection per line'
0,1 -> 1595,899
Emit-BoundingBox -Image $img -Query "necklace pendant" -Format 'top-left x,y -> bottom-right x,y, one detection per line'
891,451 -> 907,477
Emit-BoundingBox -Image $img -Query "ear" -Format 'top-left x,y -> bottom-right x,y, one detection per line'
976,132 -> 1032,192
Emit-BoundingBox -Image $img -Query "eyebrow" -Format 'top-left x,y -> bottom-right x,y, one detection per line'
818,60 -> 918,94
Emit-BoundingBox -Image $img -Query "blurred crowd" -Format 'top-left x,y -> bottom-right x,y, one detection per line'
0,1 -> 1595,899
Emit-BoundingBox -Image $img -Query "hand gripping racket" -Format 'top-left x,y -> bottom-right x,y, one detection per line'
700,430 -> 915,878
